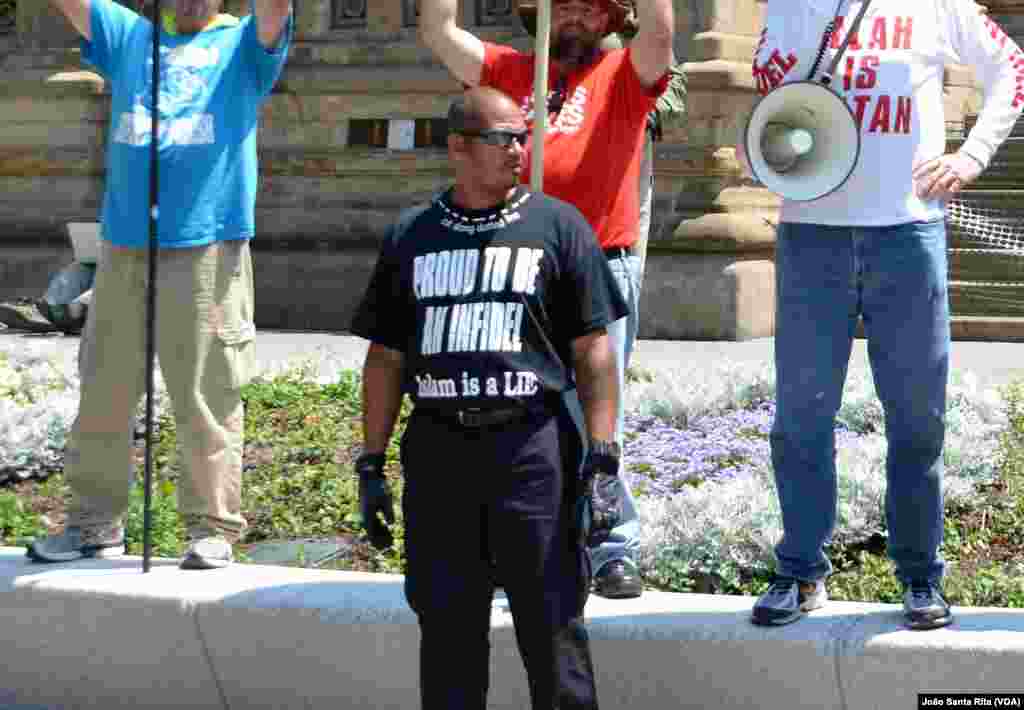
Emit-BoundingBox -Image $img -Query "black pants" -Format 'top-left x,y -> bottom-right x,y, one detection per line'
400,405 -> 598,710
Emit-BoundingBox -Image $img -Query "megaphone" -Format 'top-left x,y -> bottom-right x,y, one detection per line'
743,80 -> 860,202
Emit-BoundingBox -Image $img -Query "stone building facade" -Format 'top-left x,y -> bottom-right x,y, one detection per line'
0,1 -> 1020,339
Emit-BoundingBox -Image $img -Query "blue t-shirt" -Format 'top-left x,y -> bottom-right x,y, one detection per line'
82,0 -> 292,248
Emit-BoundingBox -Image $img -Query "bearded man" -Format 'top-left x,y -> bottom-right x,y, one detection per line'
419,0 -> 674,601
27,0 -> 292,570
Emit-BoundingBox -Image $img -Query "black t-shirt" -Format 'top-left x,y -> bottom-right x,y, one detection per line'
350,187 -> 629,411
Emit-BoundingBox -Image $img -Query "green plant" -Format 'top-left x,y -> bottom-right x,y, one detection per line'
0,491 -> 44,545
123,412 -> 184,557
827,552 -> 903,604
124,476 -> 184,558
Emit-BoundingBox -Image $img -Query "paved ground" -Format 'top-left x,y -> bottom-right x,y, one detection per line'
3,328 -> 1024,389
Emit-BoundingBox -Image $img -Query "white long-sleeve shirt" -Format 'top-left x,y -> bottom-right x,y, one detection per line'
752,0 -> 1024,226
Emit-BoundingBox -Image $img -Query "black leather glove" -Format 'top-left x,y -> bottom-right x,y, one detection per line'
576,440 -> 623,548
356,451 -> 395,550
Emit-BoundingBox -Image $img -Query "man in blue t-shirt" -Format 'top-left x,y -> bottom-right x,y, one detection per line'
28,0 -> 292,570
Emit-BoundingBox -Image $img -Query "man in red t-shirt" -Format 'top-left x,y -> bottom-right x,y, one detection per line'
420,0 -> 674,600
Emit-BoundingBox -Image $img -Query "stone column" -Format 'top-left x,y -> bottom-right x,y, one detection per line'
644,0 -> 777,340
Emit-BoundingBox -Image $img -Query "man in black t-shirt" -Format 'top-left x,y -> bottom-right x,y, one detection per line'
350,87 -> 627,710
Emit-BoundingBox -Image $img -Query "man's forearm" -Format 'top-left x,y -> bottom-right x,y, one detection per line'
418,0 -> 459,43
50,0 -> 91,40
631,0 -> 674,86
416,0 -> 485,86
362,346 -> 405,454
251,0 -> 291,49
573,338 -> 619,443
635,0 -> 674,42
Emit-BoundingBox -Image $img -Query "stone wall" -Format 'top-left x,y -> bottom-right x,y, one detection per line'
1,1 -> 1011,339
0,0 -> 777,339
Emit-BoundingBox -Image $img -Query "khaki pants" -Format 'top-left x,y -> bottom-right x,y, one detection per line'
66,239 -> 255,541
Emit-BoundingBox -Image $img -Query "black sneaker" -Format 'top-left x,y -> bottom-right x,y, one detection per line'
750,576 -> 827,626
593,559 -> 643,599
0,299 -> 58,333
903,580 -> 953,630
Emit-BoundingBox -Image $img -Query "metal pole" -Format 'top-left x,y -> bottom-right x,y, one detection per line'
530,0 -> 551,193
635,135 -> 652,294
143,0 -> 162,573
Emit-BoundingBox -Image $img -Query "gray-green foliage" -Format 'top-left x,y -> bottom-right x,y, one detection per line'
5,360 -> 1024,607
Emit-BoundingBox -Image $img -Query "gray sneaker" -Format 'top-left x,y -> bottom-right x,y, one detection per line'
903,581 -> 953,630
26,524 -> 125,563
180,520 -> 233,570
751,576 -> 827,626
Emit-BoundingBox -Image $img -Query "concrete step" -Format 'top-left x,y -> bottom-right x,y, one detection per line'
856,313 -> 1024,342
949,248 -> 1024,282
3,548 -> 1024,710
949,280 -> 1024,317
951,315 -> 1024,342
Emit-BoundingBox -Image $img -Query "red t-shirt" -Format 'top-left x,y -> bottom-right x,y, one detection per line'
480,42 -> 667,249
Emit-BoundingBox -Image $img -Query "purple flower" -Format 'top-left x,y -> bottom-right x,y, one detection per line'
623,402 -> 778,497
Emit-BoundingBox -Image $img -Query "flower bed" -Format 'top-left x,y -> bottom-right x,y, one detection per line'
3,342 -> 1022,605
623,361 -> 1010,594
0,342 -> 168,485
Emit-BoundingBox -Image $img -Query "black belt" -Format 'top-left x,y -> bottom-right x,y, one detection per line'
603,246 -> 634,260
418,397 -> 559,429
453,407 -> 528,428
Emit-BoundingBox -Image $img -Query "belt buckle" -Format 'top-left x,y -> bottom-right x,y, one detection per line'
458,409 -> 483,427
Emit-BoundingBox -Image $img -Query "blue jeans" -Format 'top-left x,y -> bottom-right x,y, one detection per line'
589,252 -> 643,573
771,219 -> 949,586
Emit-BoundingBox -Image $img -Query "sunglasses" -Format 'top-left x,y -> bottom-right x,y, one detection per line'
460,129 -> 529,148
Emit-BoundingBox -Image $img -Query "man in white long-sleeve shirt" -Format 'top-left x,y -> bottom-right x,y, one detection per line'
746,0 -> 1024,630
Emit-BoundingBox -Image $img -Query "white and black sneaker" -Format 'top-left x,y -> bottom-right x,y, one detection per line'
751,576 -> 827,626
180,517 -> 233,570
903,581 -> 953,630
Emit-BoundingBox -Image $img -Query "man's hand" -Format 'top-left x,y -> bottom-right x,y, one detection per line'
576,441 -> 623,547
355,451 -> 395,550
913,151 -> 984,202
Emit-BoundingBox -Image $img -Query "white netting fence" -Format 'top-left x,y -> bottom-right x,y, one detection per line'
945,196 -> 1024,315
947,197 -> 1024,255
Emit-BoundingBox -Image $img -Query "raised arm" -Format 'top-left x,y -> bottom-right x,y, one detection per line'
50,0 -> 91,40
251,0 -> 292,49
419,0 -> 486,87
629,0 -> 674,88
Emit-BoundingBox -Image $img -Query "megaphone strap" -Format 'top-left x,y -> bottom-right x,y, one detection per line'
806,0 -> 874,86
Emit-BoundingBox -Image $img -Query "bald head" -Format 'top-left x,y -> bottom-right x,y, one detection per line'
448,87 -> 524,136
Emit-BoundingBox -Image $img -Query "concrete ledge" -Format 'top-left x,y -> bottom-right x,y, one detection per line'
4,549 -> 1024,709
